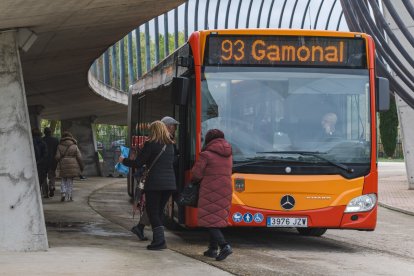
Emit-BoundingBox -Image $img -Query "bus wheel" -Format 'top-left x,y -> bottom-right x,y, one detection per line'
296,228 -> 327,237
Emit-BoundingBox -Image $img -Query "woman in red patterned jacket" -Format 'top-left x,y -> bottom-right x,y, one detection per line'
191,129 -> 233,261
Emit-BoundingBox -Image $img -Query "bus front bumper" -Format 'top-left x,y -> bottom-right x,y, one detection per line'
228,204 -> 377,230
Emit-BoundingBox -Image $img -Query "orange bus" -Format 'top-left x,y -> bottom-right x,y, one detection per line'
127,29 -> 389,236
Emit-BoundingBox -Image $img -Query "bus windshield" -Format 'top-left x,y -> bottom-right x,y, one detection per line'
201,67 -> 371,165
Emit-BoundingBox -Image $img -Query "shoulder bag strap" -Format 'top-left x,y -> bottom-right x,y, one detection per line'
147,144 -> 167,173
58,144 -> 74,161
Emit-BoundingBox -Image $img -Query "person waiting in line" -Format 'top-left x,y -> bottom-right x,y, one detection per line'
191,129 -> 233,261
42,127 -> 59,197
32,128 -> 49,198
120,121 -> 176,250
55,131 -> 84,202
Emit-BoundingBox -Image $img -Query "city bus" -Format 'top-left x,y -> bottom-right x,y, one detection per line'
127,29 -> 389,236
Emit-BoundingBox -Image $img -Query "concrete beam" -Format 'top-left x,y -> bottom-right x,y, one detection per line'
0,31 -> 48,251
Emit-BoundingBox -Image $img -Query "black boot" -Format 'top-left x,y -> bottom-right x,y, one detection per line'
203,246 -> 218,258
147,226 -> 167,250
216,244 -> 233,261
131,224 -> 148,241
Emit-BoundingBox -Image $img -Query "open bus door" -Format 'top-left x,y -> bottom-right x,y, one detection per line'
163,76 -> 192,227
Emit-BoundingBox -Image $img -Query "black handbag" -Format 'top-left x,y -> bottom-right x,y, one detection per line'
177,182 -> 200,207
133,167 -> 147,206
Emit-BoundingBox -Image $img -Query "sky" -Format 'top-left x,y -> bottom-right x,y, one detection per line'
133,0 -> 348,39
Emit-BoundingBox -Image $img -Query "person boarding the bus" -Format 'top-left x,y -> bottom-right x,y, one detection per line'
161,116 -> 180,185
120,121 -> 176,250
123,116 -> 180,241
119,147 -> 149,241
161,116 -> 179,140
191,129 -> 233,261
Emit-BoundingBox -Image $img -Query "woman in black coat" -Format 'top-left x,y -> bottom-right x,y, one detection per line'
120,121 -> 176,250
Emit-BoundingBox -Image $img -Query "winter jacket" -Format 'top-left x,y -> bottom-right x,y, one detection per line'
191,138 -> 233,228
55,137 -> 84,178
43,135 -> 59,171
123,141 -> 176,191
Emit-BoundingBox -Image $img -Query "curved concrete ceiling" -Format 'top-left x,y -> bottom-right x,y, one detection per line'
0,0 -> 184,125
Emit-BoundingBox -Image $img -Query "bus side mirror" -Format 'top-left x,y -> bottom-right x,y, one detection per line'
171,77 -> 189,106
376,77 -> 390,112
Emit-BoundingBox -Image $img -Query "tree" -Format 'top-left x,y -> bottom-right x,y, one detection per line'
106,31 -> 186,90
40,119 -> 60,137
95,124 -> 127,148
379,97 -> 399,158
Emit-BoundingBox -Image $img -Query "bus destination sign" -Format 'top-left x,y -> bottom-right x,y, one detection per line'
206,35 -> 366,68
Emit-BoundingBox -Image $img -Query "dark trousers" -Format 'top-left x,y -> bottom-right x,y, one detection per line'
38,170 -> 48,196
145,190 -> 173,228
208,228 -> 227,248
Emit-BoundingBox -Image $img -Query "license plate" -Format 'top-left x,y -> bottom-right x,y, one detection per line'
266,217 -> 308,227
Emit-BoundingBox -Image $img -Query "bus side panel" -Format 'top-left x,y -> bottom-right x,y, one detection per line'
363,170 -> 378,195
364,35 -> 378,195
185,32 -> 201,228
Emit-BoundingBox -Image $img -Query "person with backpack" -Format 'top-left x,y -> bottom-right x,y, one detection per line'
55,131 -> 84,202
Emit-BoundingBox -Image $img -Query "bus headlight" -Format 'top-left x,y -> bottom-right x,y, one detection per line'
344,194 -> 377,213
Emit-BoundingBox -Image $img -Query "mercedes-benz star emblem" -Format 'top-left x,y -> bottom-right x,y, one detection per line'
280,195 -> 295,210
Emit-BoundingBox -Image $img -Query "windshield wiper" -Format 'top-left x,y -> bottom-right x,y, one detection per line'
233,157 -> 285,168
257,151 -> 354,173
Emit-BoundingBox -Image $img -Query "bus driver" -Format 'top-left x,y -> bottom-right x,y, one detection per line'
321,112 -> 338,137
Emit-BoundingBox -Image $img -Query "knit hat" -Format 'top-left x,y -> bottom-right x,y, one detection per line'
204,129 -> 225,145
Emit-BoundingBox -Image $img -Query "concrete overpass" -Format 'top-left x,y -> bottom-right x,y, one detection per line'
0,0 -> 184,251
1,0 -> 185,125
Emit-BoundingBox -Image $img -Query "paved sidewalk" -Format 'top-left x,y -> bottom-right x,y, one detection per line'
378,162 -> 414,216
1,162 -> 412,275
0,177 -> 231,276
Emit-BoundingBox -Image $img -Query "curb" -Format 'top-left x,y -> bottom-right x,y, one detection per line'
378,202 -> 414,216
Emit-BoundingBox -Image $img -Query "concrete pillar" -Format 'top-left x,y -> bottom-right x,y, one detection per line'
396,96 -> 414,188
28,105 -> 44,130
61,116 -> 101,176
0,31 -> 48,251
382,1 -> 414,189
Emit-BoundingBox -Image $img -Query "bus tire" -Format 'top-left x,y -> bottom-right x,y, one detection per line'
296,228 -> 327,237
